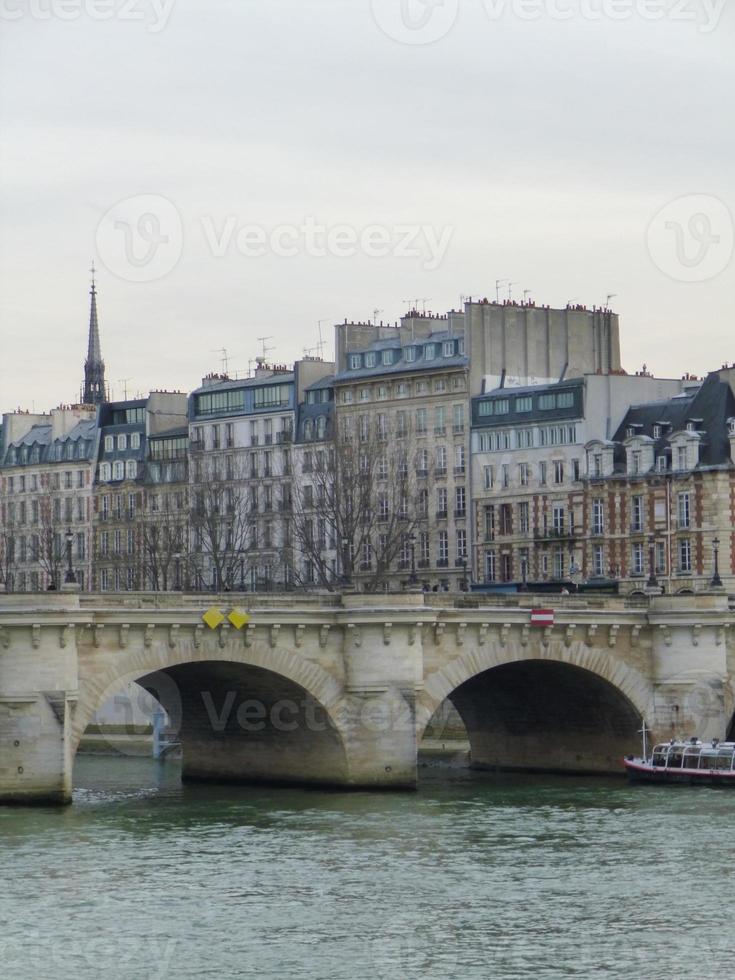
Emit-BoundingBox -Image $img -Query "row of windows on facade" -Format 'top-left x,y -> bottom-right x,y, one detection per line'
476,424 -> 576,452
3,496 -> 87,525
344,404 -> 466,438
335,531 -> 469,573
300,484 -> 468,519
191,417 -> 292,451
98,460 -> 138,482
339,374 -> 466,404
477,390 -> 576,417
194,383 -> 292,418
480,493 -> 697,540
481,539 -> 697,583
482,458 -> 580,490
8,570 -> 86,591
102,433 -> 141,453
5,531 -> 87,562
346,339 -> 464,372
4,470 -> 87,493
192,449 -> 291,482
98,491 -> 187,519
4,439 -> 92,465
589,445 -> 695,477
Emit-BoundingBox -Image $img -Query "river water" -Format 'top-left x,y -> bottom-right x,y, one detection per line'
1,756 -> 732,980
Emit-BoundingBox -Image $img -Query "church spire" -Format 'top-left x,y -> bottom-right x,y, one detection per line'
82,263 -> 106,405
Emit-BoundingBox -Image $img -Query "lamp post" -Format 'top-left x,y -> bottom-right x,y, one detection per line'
458,557 -> 468,592
408,532 -> 418,586
647,535 -> 658,589
519,551 -> 529,592
711,536 -> 723,588
341,537 -> 351,587
64,528 -> 77,585
173,552 -> 182,591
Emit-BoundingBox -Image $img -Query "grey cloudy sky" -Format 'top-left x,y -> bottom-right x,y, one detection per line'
1,0 -> 733,413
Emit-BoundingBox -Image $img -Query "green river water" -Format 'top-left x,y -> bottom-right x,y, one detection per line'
1,756 -> 732,979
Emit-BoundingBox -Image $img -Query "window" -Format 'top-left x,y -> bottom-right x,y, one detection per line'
539,461 -> 547,486
359,387 -> 370,402
417,448 -> 429,475
515,396 -> 532,413
437,530 -> 448,564
552,504 -> 565,534
593,545 -> 604,577
341,389 -> 354,405
676,446 -> 688,470
485,550 -> 496,582
677,493 -> 690,529
653,425 -> 662,439
656,540 -> 666,575
443,340 -> 454,357
349,354 -> 361,370
501,464 -> 510,488
657,455 -> 667,472
365,352 -> 377,368
404,347 -> 416,362
453,404 -> 464,433
117,434 -> 127,451
592,499 -> 604,535
484,505 -> 495,541
456,528 -> 467,559
679,539 -> 692,573
112,461 -> 124,481
519,462 -> 530,486
539,394 -> 555,410
359,415 -> 370,442
436,487 -> 448,517
553,548 -> 565,579
396,383 -> 409,398
104,435 -> 113,452
557,391 -> 574,408
632,543 -> 644,576
396,411 -> 408,437
125,460 -> 137,480
591,453 -> 603,478
436,446 -> 447,475
517,428 -> 534,449
434,406 -> 446,434
518,501 -> 529,534
419,531 -> 430,564
553,460 -> 564,485
434,378 -> 447,393
416,408 -> 427,435
631,450 -> 642,475
377,414 -> 388,441
99,462 -> 111,482
254,385 -> 291,408
418,488 -> 429,518
378,493 -> 389,521
381,349 -> 394,366
454,445 -> 465,475
631,496 -> 644,533
483,465 -> 494,490
499,504 -> 513,536
455,486 -> 466,517
572,459 -> 580,481
424,344 -> 435,360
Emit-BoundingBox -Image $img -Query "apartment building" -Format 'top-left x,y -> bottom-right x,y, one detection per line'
0,405 -> 98,591
187,359 -> 331,591
471,373 -> 686,589
92,393 -> 188,591
582,367 -> 735,594
332,314 -> 469,590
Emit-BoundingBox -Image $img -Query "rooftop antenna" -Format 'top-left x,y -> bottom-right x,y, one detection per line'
257,336 -> 275,361
212,348 -> 230,374
116,378 -> 132,400
523,289 -> 532,303
402,299 -> 415,314
316,319 -> 331,359
606,293 -> 617,308
495,279 -> 508,303
418,298 -> 430,314
507,282 -> 517,301
373,308 -> 383,325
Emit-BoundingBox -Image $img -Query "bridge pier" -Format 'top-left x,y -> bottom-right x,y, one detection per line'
0,598 -> 80,805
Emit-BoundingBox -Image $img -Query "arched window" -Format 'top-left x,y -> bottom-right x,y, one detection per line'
99,462 -> 112,482
104,436 -> 113,452
304,419 -> 314,441
316,416 -> 327,439
112,461 -> 124,481
125,460 -> 137,480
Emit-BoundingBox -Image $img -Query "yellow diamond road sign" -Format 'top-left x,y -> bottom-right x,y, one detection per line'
202,607 -> 225,630
228,608 -> 251,631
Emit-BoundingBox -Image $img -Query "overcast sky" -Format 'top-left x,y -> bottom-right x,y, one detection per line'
1,0 -> 733,413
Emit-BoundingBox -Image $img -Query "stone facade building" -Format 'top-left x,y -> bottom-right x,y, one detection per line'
332,313 -> 470,590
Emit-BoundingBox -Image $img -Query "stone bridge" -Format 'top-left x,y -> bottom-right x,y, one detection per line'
0,589 -> 733,805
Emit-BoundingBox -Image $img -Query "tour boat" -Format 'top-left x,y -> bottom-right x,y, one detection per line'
624,727 -> 735,785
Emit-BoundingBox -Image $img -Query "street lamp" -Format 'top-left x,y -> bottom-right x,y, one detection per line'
647,535 -> 658,589
341,537 -> 351,587
172,552 -> 182,591
711,536 -> 723,588
458,557 -> 467,592
519,551 -> 529,592
64,527 -> 77,585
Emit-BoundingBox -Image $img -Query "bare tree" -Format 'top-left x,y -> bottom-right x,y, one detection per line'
0,528 -> 15,591
189,456 -> 255,591
292,420 -> 421,592
35,489 -> 64,589
139,492 -> 189,591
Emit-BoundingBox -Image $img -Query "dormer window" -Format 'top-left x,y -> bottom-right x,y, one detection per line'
656,455 -> 667,472
104,435 -> 113,452
404,347 -> 416,362
424,344 -> 435,360
686,421 -> 695,432
626,427 -> 635,438
381,349 -> 394,366
365,352 -> 377,368
348,354 -> 361,370
443,340 -> 454,357
653,425 -> 662,439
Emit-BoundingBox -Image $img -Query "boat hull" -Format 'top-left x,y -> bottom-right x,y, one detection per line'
624,759 -> 735,786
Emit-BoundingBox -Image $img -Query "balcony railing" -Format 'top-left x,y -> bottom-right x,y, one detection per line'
436,510 -> 448,520
533,526 -> 580,541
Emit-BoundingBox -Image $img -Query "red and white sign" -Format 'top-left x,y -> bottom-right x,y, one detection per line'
530,609 -> 555,627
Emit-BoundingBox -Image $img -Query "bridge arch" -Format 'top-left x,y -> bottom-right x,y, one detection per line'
419,640 -> 652,775
73,638 -> 350,788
